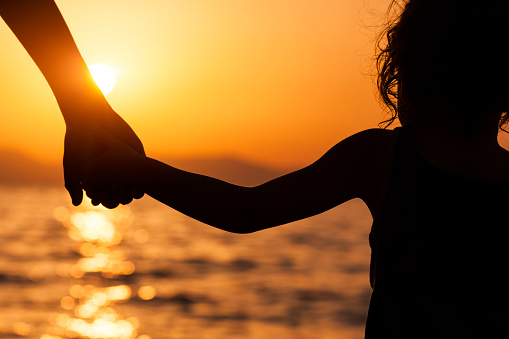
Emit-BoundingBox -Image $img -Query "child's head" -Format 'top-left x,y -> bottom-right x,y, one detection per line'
377,0 -> 509,133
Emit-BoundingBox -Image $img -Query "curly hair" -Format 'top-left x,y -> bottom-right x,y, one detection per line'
376,0 -> 509,132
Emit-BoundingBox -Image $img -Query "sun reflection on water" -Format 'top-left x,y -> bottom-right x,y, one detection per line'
42,197 -> 154,339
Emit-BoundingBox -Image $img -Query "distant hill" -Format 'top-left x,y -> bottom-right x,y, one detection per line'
0,150 -> 288,187
159,156 -> 288,186
0,150 -> 62,186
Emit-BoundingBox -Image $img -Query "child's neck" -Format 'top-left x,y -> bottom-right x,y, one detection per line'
413,117 -> 509,180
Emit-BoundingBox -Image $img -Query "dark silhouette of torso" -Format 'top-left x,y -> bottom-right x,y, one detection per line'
366,125 -> 509,338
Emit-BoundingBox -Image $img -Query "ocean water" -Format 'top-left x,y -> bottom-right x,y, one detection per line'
0,186 -> 374,339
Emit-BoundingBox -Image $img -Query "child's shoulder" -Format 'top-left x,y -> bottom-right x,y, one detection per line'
353,127 -> 399,162
338,128 -> 401,215
352,127 -> 399,140
321,127 -> 400,188
330,127 -> 400,158
335,128 -> 403,209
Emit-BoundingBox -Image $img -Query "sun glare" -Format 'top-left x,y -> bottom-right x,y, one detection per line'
89,64 -> 116,95
42,197 -> 152,339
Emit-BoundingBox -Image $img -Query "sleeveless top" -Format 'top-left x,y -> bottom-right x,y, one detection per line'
365,125 -> 509,338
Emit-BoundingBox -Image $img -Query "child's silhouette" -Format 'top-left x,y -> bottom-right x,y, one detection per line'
84,0 -> 509,337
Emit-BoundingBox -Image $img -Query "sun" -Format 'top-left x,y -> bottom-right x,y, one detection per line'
89,64 -> 116,95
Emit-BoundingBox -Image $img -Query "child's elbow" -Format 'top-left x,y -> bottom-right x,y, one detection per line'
222,222 -> 260,234
215,217 -> 265,234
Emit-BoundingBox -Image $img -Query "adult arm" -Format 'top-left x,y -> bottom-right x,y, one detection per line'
0,0 -> 144,206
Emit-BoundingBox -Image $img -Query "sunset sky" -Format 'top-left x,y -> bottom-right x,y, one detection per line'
0,0 -> 392,170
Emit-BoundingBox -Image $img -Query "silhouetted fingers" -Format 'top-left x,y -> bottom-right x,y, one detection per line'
130,187 -> 144,200
66,182 -> 84,206
101,199 -> 120,209
120,197 -> 134,205
107,184 -> 133,205
87,190 -> 120,209
105,185 -> 144,205
85,183 -> 138,208
63,162 -> 84,206
85,189 -> 105,205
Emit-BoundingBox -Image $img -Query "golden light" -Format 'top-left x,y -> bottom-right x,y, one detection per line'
106,285 -> 132,301
61,296 -> 75,310
13,322 -> 32,336
47,196 -> 149,339
138,286 -> 156,301
91,293 -> 108,308
70,285 -> 84,298
56,314 -> 71,327
133,229 -> 149,244
88,64 -> 116,95
70,212 -> 117,244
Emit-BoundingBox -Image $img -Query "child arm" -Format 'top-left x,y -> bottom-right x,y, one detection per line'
85,128 -> 394,232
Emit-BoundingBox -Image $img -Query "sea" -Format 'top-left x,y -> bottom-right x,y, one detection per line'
0,186 -> 374,339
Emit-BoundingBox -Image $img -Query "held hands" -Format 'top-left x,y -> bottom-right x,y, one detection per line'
63,108 -> 145,208
80,129 -> 145,209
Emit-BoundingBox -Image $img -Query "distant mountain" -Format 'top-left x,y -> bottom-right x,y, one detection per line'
0,150 -> 287,187
159,156 -> 288,186
0,150 -> 61,186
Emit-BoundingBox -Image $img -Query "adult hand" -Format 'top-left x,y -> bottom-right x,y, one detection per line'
81,131 -> 145,209
63,108 -> 145,207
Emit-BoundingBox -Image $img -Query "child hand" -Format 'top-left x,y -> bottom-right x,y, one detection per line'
82,131 -> 145,209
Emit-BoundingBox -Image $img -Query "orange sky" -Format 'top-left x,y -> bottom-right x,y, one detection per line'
0,0 -> 390,170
